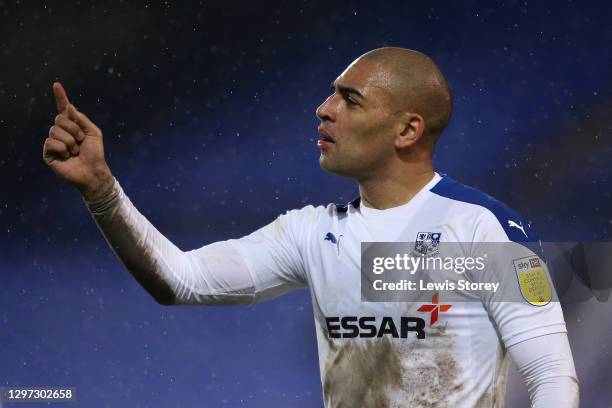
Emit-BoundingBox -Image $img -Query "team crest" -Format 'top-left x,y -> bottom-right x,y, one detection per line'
512,255 -> 552,306
414,232 -> 441,255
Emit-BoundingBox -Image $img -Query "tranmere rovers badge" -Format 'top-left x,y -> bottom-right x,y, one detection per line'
512,256 -> 552,306
414,232 -> 441,255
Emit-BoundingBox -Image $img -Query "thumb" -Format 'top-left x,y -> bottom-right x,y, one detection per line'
68,103 -> 100,136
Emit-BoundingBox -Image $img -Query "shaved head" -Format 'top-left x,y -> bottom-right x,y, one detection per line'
358,47 -> 452,144
315,47 -> 452,181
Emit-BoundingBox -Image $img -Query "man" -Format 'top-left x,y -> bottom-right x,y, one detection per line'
43,47 -> 579,407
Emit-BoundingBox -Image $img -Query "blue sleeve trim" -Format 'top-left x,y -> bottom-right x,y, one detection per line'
430,174 -> 540,243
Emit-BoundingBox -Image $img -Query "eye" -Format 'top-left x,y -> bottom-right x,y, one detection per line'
346,98 -> 358,106
341,92 -> 359,107
330,85 -> 360,107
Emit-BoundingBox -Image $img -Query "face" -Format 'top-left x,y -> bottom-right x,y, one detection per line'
315,58 -> 402,180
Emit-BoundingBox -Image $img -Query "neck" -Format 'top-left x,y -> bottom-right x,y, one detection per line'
358,161 -> 435,210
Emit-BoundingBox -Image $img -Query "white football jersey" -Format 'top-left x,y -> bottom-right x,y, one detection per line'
224,173 -> 567,407
87,172 -> 569,407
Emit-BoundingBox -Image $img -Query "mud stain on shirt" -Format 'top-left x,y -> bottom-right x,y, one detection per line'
322,322 -> 466,407
323,337 -> 403,408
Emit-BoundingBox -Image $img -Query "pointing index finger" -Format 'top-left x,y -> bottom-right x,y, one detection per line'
53,82 -> 70,113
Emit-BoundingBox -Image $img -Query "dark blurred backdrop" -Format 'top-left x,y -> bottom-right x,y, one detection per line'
1,1 -> 610,407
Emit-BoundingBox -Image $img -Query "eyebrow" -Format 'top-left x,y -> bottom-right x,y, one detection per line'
330,81 -> 365,99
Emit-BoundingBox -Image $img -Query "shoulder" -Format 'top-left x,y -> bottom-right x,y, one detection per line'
285,196 -> 360,217
280,203 -> 326,223
430,174 -> 539,243
278,196 -> 360,233
278,201 -> 337,226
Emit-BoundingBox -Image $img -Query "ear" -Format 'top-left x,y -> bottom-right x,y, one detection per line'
394,112 -> 425,149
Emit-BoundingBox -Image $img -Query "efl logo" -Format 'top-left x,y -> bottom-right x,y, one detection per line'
513,255 -> 552,306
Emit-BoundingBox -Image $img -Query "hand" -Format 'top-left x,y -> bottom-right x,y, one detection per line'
43,82 -> 114,201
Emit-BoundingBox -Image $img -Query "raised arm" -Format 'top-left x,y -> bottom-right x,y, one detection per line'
43,83 -> 307,305
44,82 -> 115,202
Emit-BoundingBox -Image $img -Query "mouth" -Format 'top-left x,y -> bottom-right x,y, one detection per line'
317,127 -> 336,145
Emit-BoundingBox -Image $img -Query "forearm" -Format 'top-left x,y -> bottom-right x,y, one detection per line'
508,332 -> 579,408
84,177 -> 191,304
83,175 -> 309,307
83,175 -> 261,306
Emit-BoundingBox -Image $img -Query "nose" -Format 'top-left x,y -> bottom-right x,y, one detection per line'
315,94 -> 336,122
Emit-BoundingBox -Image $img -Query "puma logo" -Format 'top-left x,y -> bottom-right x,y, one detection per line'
324,232 -> 343,255
508,220 -> 528,238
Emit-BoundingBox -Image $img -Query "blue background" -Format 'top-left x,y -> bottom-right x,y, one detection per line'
1,1 -> 611,406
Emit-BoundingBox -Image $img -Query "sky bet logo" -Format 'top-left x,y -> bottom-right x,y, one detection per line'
326,293 -> 451,340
